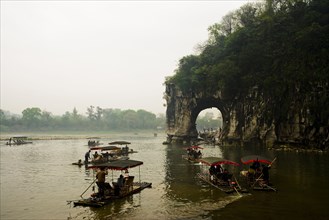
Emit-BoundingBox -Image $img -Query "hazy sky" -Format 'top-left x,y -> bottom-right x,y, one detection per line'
1,0 -> 250,116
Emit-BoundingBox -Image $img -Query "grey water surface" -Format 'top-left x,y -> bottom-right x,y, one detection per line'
1,132 -> 328,220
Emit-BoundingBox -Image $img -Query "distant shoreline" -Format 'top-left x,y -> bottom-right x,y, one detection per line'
0,130 -> 164,141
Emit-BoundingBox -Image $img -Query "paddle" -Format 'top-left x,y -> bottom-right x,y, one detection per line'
80,178 -> 97,198
231,176 -> 242,197
232,185 -> 242,197
252,157 -> 277,187
233,176 -> 242,190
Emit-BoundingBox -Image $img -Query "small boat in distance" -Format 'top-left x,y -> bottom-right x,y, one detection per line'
89,146 -> 129,164
108,141 -> 138,155
72,159 -> 152,207
6,136 -> 33,145
87,137 -> 103,147
182,146 -> 203,162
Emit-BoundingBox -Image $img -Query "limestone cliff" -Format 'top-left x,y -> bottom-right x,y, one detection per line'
164,82 -> 329,150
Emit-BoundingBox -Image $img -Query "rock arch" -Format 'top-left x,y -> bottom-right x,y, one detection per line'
164,82 -> 329,150
164,83 -> 233,144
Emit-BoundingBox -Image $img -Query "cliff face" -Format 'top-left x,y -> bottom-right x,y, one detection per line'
164,83 -> 329,150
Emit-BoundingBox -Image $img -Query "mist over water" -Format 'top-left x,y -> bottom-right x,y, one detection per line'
1,132 -> 328,220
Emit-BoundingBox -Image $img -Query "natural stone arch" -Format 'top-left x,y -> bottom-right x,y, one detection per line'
164,82 -> 329,150
164,83 -> 232,144
190,98 -> 228,136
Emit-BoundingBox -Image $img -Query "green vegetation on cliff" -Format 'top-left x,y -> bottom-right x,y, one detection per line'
167,0 -> 329,123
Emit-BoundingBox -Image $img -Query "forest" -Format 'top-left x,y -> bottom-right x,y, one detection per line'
0,106 -> 164,132
167,0 -> 329,125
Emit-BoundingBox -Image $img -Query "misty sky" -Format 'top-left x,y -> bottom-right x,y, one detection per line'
1,1 -> 250,116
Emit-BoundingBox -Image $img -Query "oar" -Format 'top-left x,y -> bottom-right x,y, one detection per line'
232,185 -> 242,197
265,184 -> 277,192
231,176 -> 242,197
233,175 -> 244,192
252,157 -> 277,187
80,178 -> 97,198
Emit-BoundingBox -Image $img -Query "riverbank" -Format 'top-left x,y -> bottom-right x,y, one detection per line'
0,130 -> 164,141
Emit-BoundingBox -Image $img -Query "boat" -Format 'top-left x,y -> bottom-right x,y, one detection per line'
108,141 -> 137,155
87,137 -> 103,147
197,157 -> 248,194
88,146 -> 129,164
182,146 -> 203,162
240,155 -> 277,192
72,159 -> 152,207
5,136 -> 33,145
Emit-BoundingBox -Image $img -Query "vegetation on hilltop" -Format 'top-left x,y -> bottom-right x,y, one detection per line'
167,0 -> 329,124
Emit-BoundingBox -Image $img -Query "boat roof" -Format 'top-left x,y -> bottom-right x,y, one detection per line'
198,157 -> 240,166
10,136 -> 28,139
90,146 -> 121,151
88,159 -> 143,170
108,141 -> 131,145
241,155 -> 272,165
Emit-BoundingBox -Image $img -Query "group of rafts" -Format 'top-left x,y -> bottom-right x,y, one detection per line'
184,146 -> 277,195
70,140 -> 152,207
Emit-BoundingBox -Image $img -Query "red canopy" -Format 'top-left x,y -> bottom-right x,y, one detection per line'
241,155 -> 272,165
198,157 -> 240,166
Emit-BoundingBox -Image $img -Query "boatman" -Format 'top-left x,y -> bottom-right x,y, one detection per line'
261,164 -> 271,184
96,167 -> 108,197
85,150 -> 91,164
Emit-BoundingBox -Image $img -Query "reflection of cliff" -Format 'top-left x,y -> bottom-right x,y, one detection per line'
161,143 -> 246,220
165,83 -> 329,150
163,143 -> 203,201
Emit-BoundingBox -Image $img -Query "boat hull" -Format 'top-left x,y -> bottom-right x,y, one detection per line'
197,173 -> 248,194
73,182 -> 152,207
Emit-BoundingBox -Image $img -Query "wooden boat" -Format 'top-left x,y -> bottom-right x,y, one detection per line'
108,141 -> 137,155
72,160 -> 152,207
88,146 -> 129,164
197,157 -> 248,194
5,136 -> 32,145
240,155 -> 277,192
182,146 -> 203,162
87,137 -> 103,147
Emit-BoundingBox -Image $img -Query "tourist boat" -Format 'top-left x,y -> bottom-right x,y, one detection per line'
89,145 -> 129,164
240,155 -> 277,192
182,146 -> 203,162
108,141 -> 138,155
72,159 -> 152,207
197,157 -> 248,194
5,136 -> 33,145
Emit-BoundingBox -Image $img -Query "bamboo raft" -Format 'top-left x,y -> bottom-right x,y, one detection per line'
73,182 -> 152,207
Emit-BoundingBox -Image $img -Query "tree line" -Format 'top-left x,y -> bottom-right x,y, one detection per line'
0,106 -> 165,132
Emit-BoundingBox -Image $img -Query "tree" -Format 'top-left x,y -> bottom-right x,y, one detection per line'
86,105 -> 96,120
22,107 -> 42,128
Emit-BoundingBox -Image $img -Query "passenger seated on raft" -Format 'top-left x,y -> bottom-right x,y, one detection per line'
221,169 -> 232,185
209,165 -> 216,176
113,174 -> 125,196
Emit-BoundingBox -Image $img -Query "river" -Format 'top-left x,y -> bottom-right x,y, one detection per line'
0,132 -> 328,220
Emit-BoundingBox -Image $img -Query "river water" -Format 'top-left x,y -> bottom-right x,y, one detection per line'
0,132 -> 328,220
